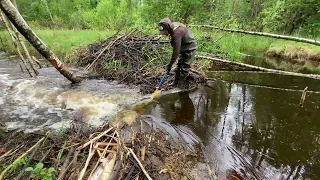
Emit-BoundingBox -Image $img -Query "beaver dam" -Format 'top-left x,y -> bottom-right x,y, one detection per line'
0,116 -> 216,180
0,32 -> 218,180
77,31 -> 207,94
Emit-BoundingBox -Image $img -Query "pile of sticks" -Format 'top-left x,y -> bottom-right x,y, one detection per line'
0,122 -> 205,180
77,31 -> 207,93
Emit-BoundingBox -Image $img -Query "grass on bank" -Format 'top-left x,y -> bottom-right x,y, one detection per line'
191,27 -> 320,61
0,29 -> 115,63
0,28 -> 320,72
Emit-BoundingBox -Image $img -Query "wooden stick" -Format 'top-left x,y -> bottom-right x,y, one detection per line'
78,127 -> 113,149
299,87 -> 308,107
78,142 -> 95,180
15,140 -> 42,180
0,145 -> 24,161
197,55 -> 320,80
0,137 -> 44,180
129,148 -> 152,180
94,148 -> 116,154
96,142 -> 118,147
57,147 -> 75,180
88,131 -> 117,179
140,146 -> 145,162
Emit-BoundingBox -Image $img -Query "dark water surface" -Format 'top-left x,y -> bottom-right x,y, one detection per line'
140,71 -> 320,179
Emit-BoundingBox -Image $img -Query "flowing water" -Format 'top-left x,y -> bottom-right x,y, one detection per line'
0,52 -> 142,132
1,52 -> 320,179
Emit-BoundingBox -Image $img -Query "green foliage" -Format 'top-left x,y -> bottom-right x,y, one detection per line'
11,157 -> 28,171
25,163 -> 55,180
0,30 -> 115,61
15,0 -> 319,37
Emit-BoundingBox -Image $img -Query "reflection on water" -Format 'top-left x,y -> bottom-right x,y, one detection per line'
140,72 -> 320,179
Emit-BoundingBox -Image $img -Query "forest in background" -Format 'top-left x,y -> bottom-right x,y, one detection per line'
15,0 -> 320,38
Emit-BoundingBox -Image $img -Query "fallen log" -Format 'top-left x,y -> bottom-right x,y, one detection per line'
190,25 -> 320,46
0,0 -> 81,83
0,10 -> 33,76
196,55 -> 320,80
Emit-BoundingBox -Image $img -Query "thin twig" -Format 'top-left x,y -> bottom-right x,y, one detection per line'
78,127 -> 113,149
129,148 -> 152,180
15,140 -> 42,180
0,137 -> 45,180
57,147 -> 75,180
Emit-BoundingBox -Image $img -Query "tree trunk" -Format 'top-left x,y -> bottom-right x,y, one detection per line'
0,0 -> 81,83
10,0 -> 39,75
196,55 -> 320,80
0,10 -> 33,77
190,25 -> 320,46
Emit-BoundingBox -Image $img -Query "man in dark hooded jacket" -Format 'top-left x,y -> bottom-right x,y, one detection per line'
159,18 -> 197,89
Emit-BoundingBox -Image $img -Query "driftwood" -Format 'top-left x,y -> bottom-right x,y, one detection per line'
197,55 -> 320,80
0,0 -> 81,83
299,87 -> 308,107
190,25 -> 320,46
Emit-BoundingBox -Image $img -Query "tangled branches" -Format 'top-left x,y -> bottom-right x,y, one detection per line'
77,31 -> 207,94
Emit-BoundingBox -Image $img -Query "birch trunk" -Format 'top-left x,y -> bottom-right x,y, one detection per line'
10,0 -> 39,75
190,25 -> 320,46
0,0 -> 81,83
0,10 -> 33,76
196,55 -> 320,80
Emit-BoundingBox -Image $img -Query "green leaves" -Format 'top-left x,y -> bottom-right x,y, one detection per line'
25,163 -> 55,180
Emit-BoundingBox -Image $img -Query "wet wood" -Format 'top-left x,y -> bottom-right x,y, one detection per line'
299,87 -> 308,107
0,0 -> 81,83
190,25 -> 320,46
197,55 -> 320,80
0,10 -> 32,76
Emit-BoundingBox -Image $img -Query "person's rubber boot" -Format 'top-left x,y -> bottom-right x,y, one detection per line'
177,75 -> 187,89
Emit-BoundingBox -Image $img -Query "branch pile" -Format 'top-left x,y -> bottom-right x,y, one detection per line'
77,31 -> 207,94
0,122 -> 213,180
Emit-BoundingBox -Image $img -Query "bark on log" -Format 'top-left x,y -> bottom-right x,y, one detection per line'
196,55 -> 320,80
0,10 -> 32,77
0,0 -> 81,83
9,20 -> 39,75
190,25 -> 320,46
10,0 -> 39,75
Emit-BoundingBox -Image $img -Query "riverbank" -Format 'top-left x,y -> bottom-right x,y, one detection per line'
1,29 -> 319,62
1,29 -> 320,76
191,27 -> 320,61
0,30 -> 114,63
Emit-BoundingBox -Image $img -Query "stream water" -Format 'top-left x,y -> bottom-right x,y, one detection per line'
1,52 -> 320,179
141,71 -> 320,179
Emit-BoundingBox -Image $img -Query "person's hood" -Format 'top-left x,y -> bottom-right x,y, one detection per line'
159,18 -> 186,35
159,18 -> 172,35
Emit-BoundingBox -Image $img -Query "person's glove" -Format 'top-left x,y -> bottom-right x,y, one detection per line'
166,61 -> 173,72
